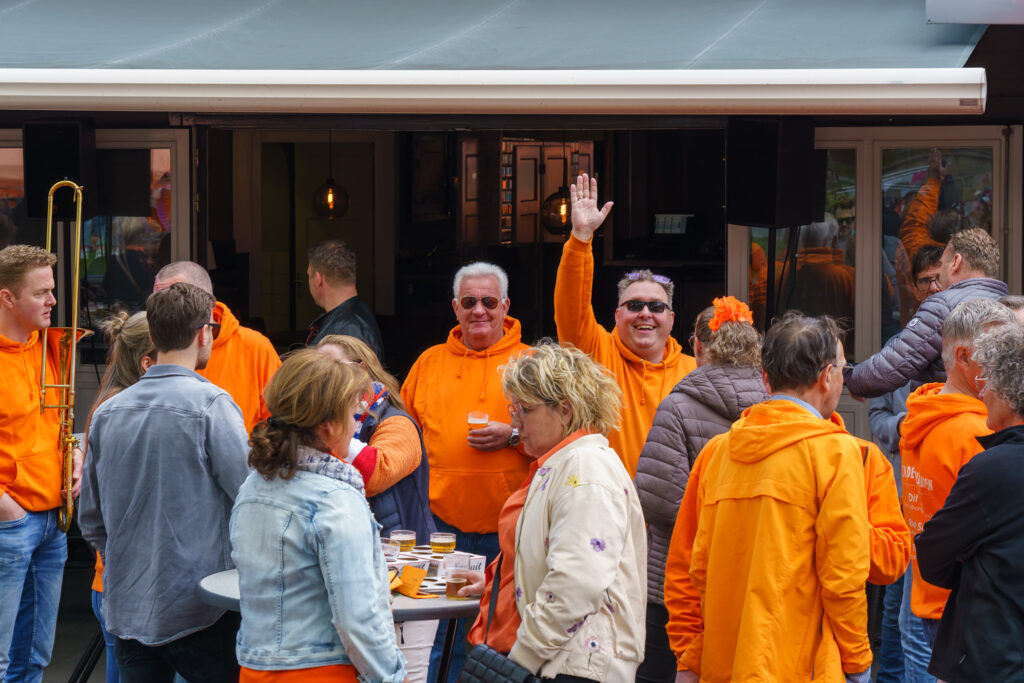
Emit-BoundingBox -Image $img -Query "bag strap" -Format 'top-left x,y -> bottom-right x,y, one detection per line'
482,552 -> 503,644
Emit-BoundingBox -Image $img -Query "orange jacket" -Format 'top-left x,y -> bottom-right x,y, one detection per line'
900,382 -> 989,619
899,176 -> 944,263
0,329 -> 66,511
667,400 -> 871,680
197,302 -> 280,434
554,235 -> 695,476
401,317 -> 532,533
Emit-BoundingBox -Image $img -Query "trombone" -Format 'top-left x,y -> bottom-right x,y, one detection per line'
40,180 -> 90,532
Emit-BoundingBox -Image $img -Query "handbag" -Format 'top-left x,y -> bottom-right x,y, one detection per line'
457,553 -> 541,683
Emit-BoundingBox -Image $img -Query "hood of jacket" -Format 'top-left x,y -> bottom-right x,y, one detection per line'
444,316 -> 523,358
673,364 -> 768,423
211,301 -> 240,351
0,328 -> 41,353
902,382 -> 987,452
725,399 -> 848,464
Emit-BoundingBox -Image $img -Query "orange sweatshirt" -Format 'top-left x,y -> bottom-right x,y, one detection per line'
900,382 -> 989,620
401,318 -> 532,534
0,329 -> 67,512
363,415 -> 421,498
666,400 -> 871,680
554,235 -> 695,476
197,302 -> 281,434
899,176 -> 944,263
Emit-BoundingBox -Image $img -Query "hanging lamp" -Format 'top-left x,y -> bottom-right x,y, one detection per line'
540,138 -> 573,235
313,130 -> 349,219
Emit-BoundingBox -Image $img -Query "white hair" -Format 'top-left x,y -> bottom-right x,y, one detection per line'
940,299 -> 1017,372
452,262 -> 509,300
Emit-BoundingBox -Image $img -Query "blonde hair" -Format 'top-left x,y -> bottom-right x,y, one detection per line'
316,334 -> 405,411
694,306 -> 762,368
502,341 -> 621,438
249,349 -> 368,480
94,311 -> 153,406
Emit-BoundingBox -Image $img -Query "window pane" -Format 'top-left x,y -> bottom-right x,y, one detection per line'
750,149 -> 856,359
881,147 -> 993,344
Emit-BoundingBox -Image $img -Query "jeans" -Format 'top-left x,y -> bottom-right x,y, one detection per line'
114,611 -> 240,683
900,569 -> 936,683
91,590 -> 121,683
921,618 -> 941,649
874,574 -> 905,682
0,509 -> 67,683
428,514 -> 501,683
636,602 -> 676,683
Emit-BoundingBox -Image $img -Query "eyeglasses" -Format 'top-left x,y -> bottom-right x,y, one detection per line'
626,271 -> 672,286
459,296 -> 501,310
914,275 -> 941,293
620,299 -> 671,314
507,403 -> 539,419
976,375 -> 988,395
196,321 -> 221,340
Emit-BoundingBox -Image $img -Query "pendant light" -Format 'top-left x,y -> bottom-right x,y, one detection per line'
540,138 -> 572,235
313,130 -> 349,219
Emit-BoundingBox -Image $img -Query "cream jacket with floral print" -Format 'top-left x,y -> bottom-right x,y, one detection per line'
508,433 -> 647,680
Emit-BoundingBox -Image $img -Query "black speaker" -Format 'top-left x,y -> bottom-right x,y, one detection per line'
22,120 -> 97,221
726,119 -> 825,228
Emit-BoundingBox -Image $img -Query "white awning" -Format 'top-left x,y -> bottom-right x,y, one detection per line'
0,68 -> 987,115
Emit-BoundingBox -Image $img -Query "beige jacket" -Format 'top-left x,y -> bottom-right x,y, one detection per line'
508,434 -> 647,680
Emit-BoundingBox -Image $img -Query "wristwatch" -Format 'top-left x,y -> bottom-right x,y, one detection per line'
507,428 -> 520,447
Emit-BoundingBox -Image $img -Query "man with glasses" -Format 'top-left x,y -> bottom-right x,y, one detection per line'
79,283 -> 251,682
555,173 -> 696,476
401,262 -> 531,682
154,261 -> 280,433
898,299 -> 1016,662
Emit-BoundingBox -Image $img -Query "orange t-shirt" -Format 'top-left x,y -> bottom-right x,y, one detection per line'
240,665 -> 357,682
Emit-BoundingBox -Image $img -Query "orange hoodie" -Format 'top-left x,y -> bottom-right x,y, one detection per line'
401,317 -> 532,534
669,400 -> 871,680
0,328 -> 67,511
899,176 -> 944,263
554,235 -> 696,476
197,302 -> 281,434
900,382 -> 989,620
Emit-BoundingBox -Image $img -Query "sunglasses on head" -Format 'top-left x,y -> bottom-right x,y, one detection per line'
460,296 -> 501,310
620,299 -> 671,314
626,271 -> 672,286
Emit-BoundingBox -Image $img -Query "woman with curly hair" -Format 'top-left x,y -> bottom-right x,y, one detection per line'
634,297 -> 768,682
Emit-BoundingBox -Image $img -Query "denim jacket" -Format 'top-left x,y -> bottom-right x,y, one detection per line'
230,447 -> 406,682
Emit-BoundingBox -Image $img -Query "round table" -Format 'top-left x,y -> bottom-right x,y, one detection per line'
197,569 -> 479,678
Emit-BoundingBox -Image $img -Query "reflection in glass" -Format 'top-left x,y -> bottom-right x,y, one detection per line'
881,147 -> 993,343
750,149 -> 856,359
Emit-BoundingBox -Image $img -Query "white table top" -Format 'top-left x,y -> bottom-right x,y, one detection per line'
197,569 -> 480,622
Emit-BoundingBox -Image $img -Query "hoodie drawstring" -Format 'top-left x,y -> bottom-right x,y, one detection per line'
478,346 -> 491,402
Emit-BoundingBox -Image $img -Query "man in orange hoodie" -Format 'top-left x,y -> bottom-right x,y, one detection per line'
0,244 -> 83,681
154,261 -> 281,433
900,298 -> 1017,649
670,312 -> 873,683
555,173 -> 696,476
401,261 -> 532,682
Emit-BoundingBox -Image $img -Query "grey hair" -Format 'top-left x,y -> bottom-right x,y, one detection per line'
973,325 -> 1024,417
997,295 -> 1024,312
154,261 -> 213,296
940,299 -> 1017,371
452,262 -> 509,300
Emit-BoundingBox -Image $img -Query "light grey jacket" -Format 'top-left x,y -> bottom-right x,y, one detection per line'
79,364 -> 250,645
635,364 -> 768,604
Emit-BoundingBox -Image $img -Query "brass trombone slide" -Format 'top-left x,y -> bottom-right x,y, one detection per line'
39,180 -> 90,532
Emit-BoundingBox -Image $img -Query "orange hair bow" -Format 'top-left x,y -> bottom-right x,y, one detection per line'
709,296 -> 754,332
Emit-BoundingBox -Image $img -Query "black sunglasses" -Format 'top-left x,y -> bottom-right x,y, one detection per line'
195,321 -> 222,340
460,296 -> 501,310
620,299 -> 671,314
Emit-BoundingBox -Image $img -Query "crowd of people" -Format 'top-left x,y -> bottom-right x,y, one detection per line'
0,171 -> 1022,683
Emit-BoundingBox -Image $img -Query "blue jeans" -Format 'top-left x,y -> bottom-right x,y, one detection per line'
874,574 -> 905,682
427,515 -> 501,683
114,611 -> 240,683
0,509 -> 67,683
91,590 -> 121,683
899,569 -> 936,683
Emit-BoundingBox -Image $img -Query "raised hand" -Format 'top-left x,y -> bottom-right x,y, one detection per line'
570,173 -> 613,242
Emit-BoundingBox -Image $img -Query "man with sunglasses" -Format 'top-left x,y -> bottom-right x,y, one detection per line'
401,261 -> 532,682
80,283 -> 251,682
154,261 -> 281,433
554,173 -> 696,476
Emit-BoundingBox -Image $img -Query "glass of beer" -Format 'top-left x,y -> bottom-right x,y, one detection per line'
468,411 -> 489,433
446,575 -> 467,599
381,539 -> 400,559
430,532 -> 456,554
391,530 -> 416,552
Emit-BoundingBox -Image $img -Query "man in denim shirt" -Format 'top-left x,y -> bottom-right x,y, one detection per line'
80,283 -> 251,683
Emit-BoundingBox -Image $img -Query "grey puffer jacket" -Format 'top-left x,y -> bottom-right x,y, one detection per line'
844,277 -> 1007,398
635,363 -> 769,604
